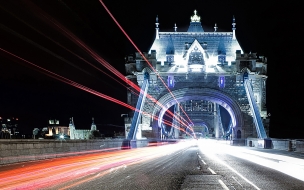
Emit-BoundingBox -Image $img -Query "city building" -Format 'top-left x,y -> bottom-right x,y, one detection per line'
0,116 -> 19,139
69,117 -> 98,139
45,119 -> 70,138
42,118 -> 98,139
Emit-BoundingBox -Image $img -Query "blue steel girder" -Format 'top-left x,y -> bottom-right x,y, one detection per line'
127,73 -> 150,140
244,79 -> 267,139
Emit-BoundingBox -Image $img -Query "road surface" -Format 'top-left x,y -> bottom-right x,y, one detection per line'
1,139 -> 304,189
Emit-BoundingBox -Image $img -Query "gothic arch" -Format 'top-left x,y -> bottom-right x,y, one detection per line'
151,87 -> 244,138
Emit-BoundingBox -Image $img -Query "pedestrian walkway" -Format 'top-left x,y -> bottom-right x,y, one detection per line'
248,146 -> 304,160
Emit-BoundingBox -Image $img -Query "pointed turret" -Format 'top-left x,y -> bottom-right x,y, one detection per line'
69,117 -> 75,139
214,23 -> 218,32
91,117 -> 97,131
232,15 -> 236,39
155,15 -> 159,39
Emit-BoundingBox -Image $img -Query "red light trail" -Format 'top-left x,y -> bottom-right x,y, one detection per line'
0,47 -> 187,136
20,0 -> 193,132
2,1 -> 195,136
0,48 -> 132,112
0,141 -> 192,189
36,13 -> 193,133
99,0 -> 195,135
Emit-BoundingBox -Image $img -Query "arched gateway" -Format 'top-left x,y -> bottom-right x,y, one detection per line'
152,87 -> 243,139
124,10 -> 268,142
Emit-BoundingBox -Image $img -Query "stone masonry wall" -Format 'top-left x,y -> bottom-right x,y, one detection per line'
0,139 -> 126,165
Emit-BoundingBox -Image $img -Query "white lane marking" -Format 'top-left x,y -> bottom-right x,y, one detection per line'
208,167 -> 217,174
232,176 -> 243,188
219,179 -> 230,190
198,155 -> 201,159
198,142 -> 261,190
201,152 -> 260,190
201,159 -> 206,165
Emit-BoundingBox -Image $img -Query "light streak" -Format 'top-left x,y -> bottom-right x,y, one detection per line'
0,5 -> 138,94
98,0 -> 195,136
0,47 -> 135,112
52,25 -> 191,131
0,141 -> 192,189
0,47 -> 186,136
4,1 -> 195,135
196,139 -> 304,190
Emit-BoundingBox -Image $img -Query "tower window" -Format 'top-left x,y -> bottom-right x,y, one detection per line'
218,76 -> 225,88
167,75 -> 175,88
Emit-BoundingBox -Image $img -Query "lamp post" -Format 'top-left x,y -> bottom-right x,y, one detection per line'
121,114 -> 129,138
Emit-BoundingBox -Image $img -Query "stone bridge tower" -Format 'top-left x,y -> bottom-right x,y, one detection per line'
124,10 -> 268,140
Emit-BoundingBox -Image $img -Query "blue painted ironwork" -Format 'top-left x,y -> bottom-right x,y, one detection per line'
244,79 -> 267,139
218,76 -> 225,88
127,72 -> 150,140
167,75 -> 175,88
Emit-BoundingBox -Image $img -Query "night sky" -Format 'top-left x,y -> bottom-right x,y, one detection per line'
1,0 -> 303,138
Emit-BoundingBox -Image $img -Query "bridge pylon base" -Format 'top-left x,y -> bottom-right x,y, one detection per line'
121,139 -> 137,149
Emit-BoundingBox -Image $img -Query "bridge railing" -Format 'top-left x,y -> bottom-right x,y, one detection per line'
0,138 -> 181,165
246,138 -> 304,152
0,139 -> 124,165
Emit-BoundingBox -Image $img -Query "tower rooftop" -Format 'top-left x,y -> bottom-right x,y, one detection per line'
187,10 -> 204,32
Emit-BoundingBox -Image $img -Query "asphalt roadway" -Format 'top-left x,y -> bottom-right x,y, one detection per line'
1,139 -> 304,189
57,140 -> 304,190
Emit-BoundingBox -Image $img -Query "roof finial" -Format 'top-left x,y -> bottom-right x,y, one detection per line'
191,10 -> 200,22
214,23 -> 218,32
155,15 -> 159,39
232,15 -> 236,39
174,23 -> 177,32
92,117 -> 94,124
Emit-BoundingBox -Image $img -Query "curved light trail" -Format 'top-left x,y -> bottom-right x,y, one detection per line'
0,142 -> 192,190
99,0 -> 195,135
0,47 -> 187,136
2,1 -> 195,136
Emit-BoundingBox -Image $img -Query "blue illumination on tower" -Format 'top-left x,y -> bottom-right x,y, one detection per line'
167,75 -> 175,88
218,54 -> 226,63
219,76 -> 225,88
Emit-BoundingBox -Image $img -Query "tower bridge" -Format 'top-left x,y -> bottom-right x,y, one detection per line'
124,10 -> 268,145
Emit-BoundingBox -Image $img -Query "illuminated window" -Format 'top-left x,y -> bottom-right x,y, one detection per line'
218,54 -> 226,63
166,55 -> 174,63
167,75 -> 175,88
218,76 -> 225,88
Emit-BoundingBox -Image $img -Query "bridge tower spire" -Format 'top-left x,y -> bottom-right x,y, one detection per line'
155,15 -> 159,39
91,117 -> 97,131
214,23 -> 218,32
232,15 -> 236,39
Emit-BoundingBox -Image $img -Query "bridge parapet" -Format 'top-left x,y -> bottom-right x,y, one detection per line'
246,138 -> 304,152
0,139 -> 124,165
